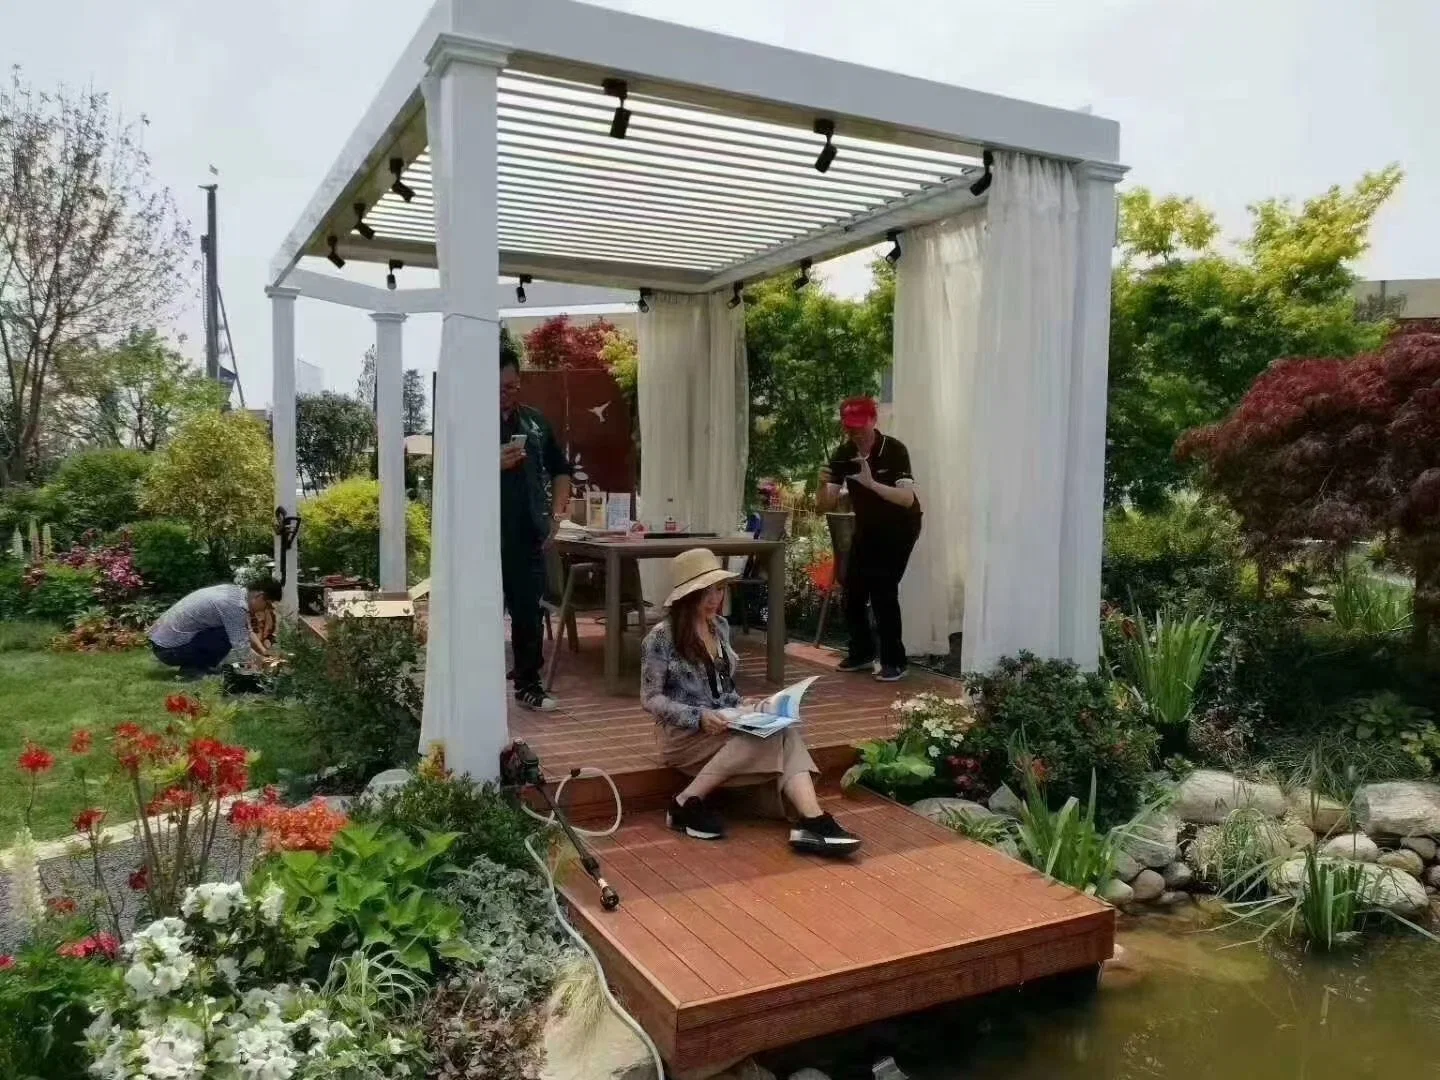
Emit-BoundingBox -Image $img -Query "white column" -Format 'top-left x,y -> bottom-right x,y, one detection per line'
267,285 -> 301,615
1059,160 -> 1126,667
372,311 -> 408,593
418,36 -> 509,780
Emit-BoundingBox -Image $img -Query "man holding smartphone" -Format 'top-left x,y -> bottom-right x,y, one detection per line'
500,330 -> 573,711
817,396 -> 922,682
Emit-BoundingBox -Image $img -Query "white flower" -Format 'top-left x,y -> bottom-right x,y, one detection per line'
216,955 -> 242,985
926,744 -> 940,758
137,1017 -> 206,1080
9,827 -> 44,930
257,882 -> 285,926
385,1035 -> 407,1055
183,881 -> 248,924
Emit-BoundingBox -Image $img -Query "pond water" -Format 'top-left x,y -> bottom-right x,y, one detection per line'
761,906 -> 1440,1080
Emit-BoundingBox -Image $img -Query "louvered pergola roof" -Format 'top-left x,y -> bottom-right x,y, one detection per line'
270,0 -> 1119,293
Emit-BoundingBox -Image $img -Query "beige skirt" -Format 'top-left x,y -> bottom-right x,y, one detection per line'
659,723 -> 817,795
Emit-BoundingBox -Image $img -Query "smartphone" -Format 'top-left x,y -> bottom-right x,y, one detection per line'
507,433 -> 527,449
832,459 -> 862,480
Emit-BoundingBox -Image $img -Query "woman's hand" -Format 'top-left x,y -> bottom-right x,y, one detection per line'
700,711 -> 729,735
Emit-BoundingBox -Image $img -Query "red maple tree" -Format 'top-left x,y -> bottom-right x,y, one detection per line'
522,315 -> 618,370
1178,331 -> 1440,647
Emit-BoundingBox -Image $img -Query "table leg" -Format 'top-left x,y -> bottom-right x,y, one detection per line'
766,546 -> 786,683
605,550 -> 623,694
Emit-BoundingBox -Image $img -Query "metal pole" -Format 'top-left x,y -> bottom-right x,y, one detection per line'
202,185 -> 220,381
217,287 -> 245,408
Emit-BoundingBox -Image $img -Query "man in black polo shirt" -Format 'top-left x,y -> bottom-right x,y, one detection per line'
500,331 -> 573,710
818,396 -> 922,681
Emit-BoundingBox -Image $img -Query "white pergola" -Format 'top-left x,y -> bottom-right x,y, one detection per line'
268,0 -> 1126,780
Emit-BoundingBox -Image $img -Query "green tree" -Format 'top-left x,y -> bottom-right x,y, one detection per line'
142,411 -> 272,570
45,447 -> 152,534
296,391 -> 374,493
1106,166 -> 1402,508
744,272 -> 890,490
402,368 -> 427,435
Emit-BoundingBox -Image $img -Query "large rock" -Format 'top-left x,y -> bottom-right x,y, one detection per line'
1119,813 -> 1180,869
542,1001 -> 657,1080
1113,850 -> 1143,883
909,797 -> 994,826
1271,856 -> 1430,918
363,768 -> 413,799
1280,816 -> 1316,851
1401,836 -> 1438,862
1161,861 -> 1193,890
1286,790 -> 1348,835
1173,770 -> 1285,824
1425,865 -> 1440,890
1320,832 -> 1380,863
1130,868 -> 1165,902
1354,781 -> 1440,838
1099,878 -> 1134,907
987,784 -> 1023,818
1377,849 -> 1425,878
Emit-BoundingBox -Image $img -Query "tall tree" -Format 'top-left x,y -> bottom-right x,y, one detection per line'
355,345 -> 376,408
523,315 -> 617,370
0,71 -> 191,485
402,368 -> 427,435
1106,167 -> 1403,508
52,328 -> 224,450
296,391 -> 374,494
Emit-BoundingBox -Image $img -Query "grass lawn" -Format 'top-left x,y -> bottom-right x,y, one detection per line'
0,621 -> 319,842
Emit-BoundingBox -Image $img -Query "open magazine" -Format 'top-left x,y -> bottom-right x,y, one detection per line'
719,675 -> 820,738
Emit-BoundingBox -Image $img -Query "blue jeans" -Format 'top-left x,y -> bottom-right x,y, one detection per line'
150,625 -> 232,673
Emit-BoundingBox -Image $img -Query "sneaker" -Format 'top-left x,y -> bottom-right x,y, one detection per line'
667,797 -> 725,841
874,665 -> 907,682
790,813 -> 862,855
515,685 -> 558,712
835,655 -> 877,674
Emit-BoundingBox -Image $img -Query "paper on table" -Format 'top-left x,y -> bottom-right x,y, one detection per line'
721,675 -> 820,737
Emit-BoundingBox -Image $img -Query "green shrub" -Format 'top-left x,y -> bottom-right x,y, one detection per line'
1102,494 -> 1242,613
126,518 -> 212,598
963,653 -> 1159,828
840,732 -> 937,799
300,477 -> 431,584
353,768 -> 540,872
276,618 -> 424,784
23,564 -> 99,625
1338,691 -> 1440,773
0,925 -> 122,1080
1329,565 -> 1413,637
1012,768 -> 1116,894
1109,606 -> 1223,750
45,448 -> 152,534
0,559 -> 24,619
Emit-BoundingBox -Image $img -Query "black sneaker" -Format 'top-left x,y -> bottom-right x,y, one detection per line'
835,655 -> 876,674
515,685 -> 558,712
667,797 -> 724,841
874,665 -> 907,682
790,813 -> 862,855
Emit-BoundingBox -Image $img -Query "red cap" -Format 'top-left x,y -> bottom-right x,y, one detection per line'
840,396 -> 877,429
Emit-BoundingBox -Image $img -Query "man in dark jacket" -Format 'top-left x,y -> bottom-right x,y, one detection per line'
500,331 -> 573,710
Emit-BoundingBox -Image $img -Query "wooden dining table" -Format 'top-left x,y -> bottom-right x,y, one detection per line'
553,534 -> 788,693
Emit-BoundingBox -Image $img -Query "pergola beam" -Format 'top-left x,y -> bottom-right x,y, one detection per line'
279,266 -> 637,312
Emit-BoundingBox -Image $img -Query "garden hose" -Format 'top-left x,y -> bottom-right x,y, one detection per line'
522,767 -> 667,1079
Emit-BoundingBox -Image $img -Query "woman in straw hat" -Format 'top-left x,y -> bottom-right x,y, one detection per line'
640,548 -> 860,854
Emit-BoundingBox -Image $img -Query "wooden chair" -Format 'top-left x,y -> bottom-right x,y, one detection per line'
735,509 -> 791,634
543,549 -> 648,690
814,512 -> 855,645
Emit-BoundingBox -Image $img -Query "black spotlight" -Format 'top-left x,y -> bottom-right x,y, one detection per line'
793,258 -> 812,291
516,274 -> 532,304
637,288 -> 651,314
727,281 -> 743,309
603,78 -> 631,140
354,202 -> 375,241
884,230 -> 902,265
386,259 -> 403,290
969,150 -> 994,197
812,119 -> 837,174
389,157 -> 415,203
326,235 -> 345,269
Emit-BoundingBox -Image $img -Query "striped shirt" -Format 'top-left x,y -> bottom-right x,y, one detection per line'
149,584 -> 252,657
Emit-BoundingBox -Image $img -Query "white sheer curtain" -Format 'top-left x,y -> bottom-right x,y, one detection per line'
961,152 -> 1080,670
892,209 -> 986,656
636,291 -> 748,603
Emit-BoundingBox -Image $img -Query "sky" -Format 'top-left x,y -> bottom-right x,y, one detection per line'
4,0 -> 1437,411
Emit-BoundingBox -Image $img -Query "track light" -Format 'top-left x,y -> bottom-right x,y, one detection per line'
389,157 -> 415,203
516,274 -> 532,304
637,288 -> 651,314
326,235 -> 345,269
727,282 -> 743,309
884,230 -> 902,265
354,202 -> 375,241
386,259 -> 403,290
793,259 -> 812,291
603,78 -> 631,140
812,119 -> 837,174
969,150 -> 994,197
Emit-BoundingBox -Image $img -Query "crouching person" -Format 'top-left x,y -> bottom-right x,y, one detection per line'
148,579 -> 280,678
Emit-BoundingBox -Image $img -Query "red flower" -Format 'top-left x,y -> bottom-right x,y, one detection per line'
263,785 -> 280,805
47,896 -> 78,916
70,730 -> 93,755
128,866 -> 149,891
18,742 -> 55,775
113,722 -> 143,740
228,798 -> 267,834
187,738 -> 249,796
73,808 -> 106,834
0,956 -> 14,971
58,933 -> 119,961
145,786 -> 195,817
164,694 -> 204,718
1030,758 -> 1051,784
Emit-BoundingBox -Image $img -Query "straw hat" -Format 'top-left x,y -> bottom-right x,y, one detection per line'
664,548 -> 738,608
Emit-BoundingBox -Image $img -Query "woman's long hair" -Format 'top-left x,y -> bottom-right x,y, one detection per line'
667,590 -> 711,669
